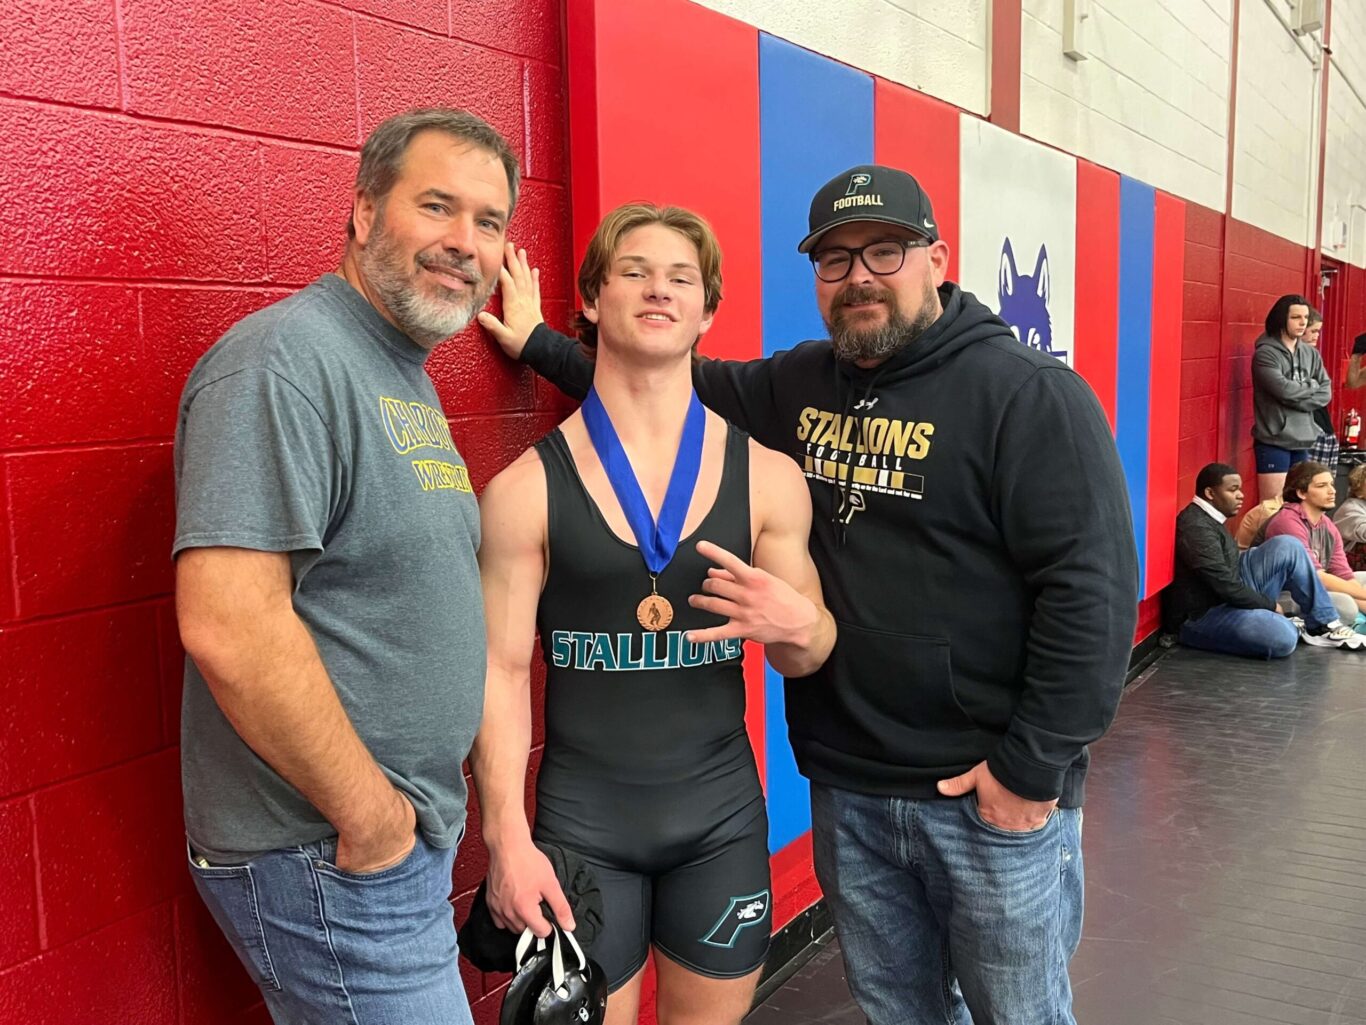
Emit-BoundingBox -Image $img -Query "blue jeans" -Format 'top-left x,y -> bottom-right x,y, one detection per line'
811,783 -> 1084,1025
188,832 -> 472,1025
1179,535 -> 1338,659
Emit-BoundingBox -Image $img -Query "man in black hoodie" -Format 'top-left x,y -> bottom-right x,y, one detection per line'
478,167 -> 1136,1025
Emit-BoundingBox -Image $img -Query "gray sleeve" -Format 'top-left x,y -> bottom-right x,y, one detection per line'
1312,354 -> 1333,407
1335,501 -> 1366,545
173,368 -> 339,557
1251,348 -> 1325,409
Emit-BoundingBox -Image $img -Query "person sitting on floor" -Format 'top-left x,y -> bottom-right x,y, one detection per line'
1264,460 -> 1366,625
1333,463 -> 1366,573
1166,463 -> 1362,656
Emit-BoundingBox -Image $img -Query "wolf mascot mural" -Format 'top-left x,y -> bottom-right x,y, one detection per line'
997,238 -> 1067,363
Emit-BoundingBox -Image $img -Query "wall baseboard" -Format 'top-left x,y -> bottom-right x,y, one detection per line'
751,899 -> 834,1007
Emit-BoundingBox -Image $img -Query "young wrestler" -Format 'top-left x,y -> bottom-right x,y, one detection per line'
469,204 -> 834,1025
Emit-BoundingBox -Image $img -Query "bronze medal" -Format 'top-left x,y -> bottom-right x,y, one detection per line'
637,593 -> 674,631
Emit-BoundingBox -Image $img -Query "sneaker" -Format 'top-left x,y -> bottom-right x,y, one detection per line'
1301,624 -> 1366,649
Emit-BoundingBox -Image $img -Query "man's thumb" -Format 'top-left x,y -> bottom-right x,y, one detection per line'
937,771 -> 974,797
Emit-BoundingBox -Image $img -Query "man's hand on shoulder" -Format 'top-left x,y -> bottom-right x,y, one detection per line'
476,243 -> 543,360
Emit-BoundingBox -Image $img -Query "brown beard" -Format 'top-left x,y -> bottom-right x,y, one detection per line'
358,206 -> 492,347
826,277 -> 939,363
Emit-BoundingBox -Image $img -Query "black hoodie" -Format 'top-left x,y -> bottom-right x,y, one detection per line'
520,283 -> 1138,806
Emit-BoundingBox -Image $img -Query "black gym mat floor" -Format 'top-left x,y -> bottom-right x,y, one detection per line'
747,642 -> 1366,1024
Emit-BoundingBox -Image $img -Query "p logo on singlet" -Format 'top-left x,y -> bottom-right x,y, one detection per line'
700,890 -> 770,948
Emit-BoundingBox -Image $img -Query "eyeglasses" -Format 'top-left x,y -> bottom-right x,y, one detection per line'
809,238 -> 932,282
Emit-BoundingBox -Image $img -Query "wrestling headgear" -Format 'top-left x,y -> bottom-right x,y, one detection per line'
499,922 -> 608,1025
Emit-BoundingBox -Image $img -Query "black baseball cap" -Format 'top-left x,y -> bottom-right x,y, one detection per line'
797,164 -> 939,254
1354,332 -> 1366,356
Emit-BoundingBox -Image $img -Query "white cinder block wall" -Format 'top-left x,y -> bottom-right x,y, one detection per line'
690,0 -> 990,115
1324,0 -> 1366,269
696,0 -> 1363,259
1020,0 -> 1230,213
1231,0 -> 1319,248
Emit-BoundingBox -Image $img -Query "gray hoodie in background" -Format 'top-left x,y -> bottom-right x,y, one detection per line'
1335,496 -> 1366,552
1251,332 -> 1331,450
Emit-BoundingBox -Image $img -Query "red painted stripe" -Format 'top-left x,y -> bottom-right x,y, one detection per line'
1136,594 -> 1163,643
989,0 -> 1022,133
1145,193 -> 1186,597
1074,160 -> 1119,430
565,0 -> 601,283
770,831 -> 822,927
744,644 -> 765,786
874,80 -> 960,282
565,0 -> 762,364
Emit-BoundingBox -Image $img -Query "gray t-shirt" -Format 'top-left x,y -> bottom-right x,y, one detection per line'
173,274 -> 485,862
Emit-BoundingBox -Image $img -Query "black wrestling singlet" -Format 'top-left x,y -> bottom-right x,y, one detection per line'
531,422 -> 763,864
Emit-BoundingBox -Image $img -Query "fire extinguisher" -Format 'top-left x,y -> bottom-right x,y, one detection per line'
1347,408 -> 1363,448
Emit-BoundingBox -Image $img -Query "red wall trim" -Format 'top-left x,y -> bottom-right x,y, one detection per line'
989,0 -> 1021,133
1309,0 -> 1334,304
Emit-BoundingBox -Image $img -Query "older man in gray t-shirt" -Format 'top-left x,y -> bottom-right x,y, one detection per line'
173,108 -> 518,1025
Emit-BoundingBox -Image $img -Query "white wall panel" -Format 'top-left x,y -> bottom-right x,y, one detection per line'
690,0 -> 989,115
1230,0 -> 1319,246
1324,0 -> 1366,268
1019,0 -> 1230,211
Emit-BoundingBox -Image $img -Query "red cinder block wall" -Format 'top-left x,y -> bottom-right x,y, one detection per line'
1326,263 -> 1366,424
1221,220 -> 1312,490
1177,206 -> 1326,539
0,0 -> 1349,1019
0,1 -> 573,1022
1178,204 -> 1226,502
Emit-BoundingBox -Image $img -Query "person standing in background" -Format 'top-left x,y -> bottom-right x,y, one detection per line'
1349,333 -> 1366,391
1251,294 -> 1331,501
1303,308 -> 1341,470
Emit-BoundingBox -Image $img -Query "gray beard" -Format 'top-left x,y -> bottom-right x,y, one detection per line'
359,219 -> 491,348
827,280 -> 938,363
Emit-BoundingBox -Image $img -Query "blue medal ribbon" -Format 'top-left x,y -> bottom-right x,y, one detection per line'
581,387 -> 706,577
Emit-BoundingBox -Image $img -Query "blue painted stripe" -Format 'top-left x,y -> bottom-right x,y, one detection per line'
1116,177 -> 1155,597
759,33 -> 873,852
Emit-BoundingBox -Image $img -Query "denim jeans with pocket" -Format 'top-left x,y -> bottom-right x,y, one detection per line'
188,830 -> 472,1025
811,782 -> 1083,1025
